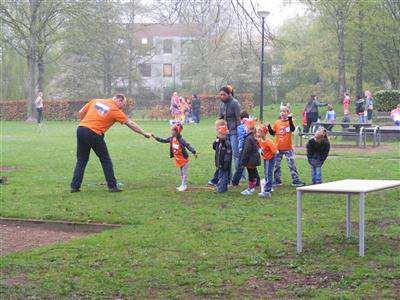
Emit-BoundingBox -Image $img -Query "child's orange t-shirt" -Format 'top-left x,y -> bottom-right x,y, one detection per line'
258,138 -> 277,160
171,137 -> 188,167
273,119 -> 293,151
79,99 -> 128,135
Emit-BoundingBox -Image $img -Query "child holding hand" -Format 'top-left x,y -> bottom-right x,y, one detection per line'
256,124 -> 278,198
152,123 -> 197,191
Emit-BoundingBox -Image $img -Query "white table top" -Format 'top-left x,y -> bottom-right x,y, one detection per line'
297,179 -> 400,194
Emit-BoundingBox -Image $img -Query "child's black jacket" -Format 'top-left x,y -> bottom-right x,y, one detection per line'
213,138 -> 232,171
240,133 -> 261,167
306,137 -> 330,166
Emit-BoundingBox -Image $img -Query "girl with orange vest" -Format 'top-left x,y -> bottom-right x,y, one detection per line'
152,123 -> 197,192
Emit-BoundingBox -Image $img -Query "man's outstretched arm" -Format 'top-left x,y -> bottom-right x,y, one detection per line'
125,119 -> 151,138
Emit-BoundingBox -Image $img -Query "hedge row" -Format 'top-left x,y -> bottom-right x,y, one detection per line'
0,94 -> 254,121
0,99 -> 135,121
147,93 -> 255,120
374,90 -> 400,112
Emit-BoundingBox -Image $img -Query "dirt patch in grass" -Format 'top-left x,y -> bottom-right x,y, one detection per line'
0,218 -> 121,255
0,165 -> 17,171
1,275 -> 29,287
240,265 -> 343,298
0,224 -> 89,255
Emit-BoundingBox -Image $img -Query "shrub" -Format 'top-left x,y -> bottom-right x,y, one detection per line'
0,99 -> 135,121
374,90 -> 400,112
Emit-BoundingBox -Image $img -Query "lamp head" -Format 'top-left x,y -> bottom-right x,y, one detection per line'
257,10 -> 270,18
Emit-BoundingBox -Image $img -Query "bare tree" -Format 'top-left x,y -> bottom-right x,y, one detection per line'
0,0 -> 71,119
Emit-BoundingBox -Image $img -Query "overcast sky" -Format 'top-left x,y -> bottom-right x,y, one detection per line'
254,0 -> 307,30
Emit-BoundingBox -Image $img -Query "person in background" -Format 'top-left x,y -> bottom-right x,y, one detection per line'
301,109 -> 307,133
365,90 -> 374,123
306,127 -> 330,184
324,104 -> 336,131
268,106 -> 305,187
191,94 -> 201,124
70,94 -> 151,193
355,97 -> 366,123
170,92 -> 182,121
304,95 -> 327,133
213,122 -> 232,193
232,110 -> 249,186
256,124 -> 277,198
152,123 -> 197,192
343,92 -> 350,114
390,104 -> 400,126
35,91 -> 44,124
218,86 -> 241,179
239,118 -> 261,196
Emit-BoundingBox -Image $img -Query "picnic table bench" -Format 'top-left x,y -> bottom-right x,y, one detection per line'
296,179 -> 400,256
297,122 -> 381,148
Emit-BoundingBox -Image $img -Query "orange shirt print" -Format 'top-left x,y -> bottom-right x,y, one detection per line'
172,137 -> 188,167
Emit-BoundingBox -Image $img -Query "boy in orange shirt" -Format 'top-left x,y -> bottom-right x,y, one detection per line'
256,124 -> 278,198
268,106 -> 305,187
152,123 -> 197,192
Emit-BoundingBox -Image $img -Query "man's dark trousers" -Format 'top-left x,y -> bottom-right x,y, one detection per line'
71,126 -> 117,190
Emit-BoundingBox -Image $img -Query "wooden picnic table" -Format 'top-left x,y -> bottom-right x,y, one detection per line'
296,179 -> 400,256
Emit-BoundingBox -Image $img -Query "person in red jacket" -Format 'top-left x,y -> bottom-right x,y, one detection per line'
256,124 -> 278,198
70,94 -> 151,193
268,106 -> 305,187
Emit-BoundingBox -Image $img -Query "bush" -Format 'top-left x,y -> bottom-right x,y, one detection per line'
374,90 -> 400,112
0,99 -> 135,121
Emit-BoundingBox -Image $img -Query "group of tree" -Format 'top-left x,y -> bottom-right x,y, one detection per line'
1,0 -> 399,119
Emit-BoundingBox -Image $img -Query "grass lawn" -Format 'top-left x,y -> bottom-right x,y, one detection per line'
1,107 -> 400,298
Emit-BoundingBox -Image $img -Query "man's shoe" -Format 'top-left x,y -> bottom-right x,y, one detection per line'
70,188 -> 80,193
291,181 -> 306,187
109,187 -> 123,192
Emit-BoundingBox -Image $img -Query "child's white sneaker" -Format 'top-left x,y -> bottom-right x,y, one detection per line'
241,188 -> 255,195
258,191 -> 271,198
177,184 -> 187,192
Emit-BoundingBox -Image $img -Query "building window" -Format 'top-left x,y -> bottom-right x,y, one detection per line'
180,64 -> 191,79
139,63 -> 151,77
163,64 -> 172,77
141,38 -> 148,45
163,39 -> 172,53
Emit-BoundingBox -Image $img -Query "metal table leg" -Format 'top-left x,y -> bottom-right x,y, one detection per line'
359,192 -> 366,256
346,194 -> 351,239
297,190 -> 302,253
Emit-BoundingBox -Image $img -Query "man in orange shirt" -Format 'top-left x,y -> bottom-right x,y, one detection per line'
70,94 -> 151,193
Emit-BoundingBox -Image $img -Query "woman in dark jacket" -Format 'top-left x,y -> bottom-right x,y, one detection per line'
306,127 -> 330,184
304,95 -> 327,133
239,118 -> 261,195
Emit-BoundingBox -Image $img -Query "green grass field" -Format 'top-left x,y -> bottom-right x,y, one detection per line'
1,108 -> 400,298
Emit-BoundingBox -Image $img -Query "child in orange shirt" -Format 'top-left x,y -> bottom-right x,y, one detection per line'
268,106 -> 305,187
152,123 -> 197,191
256,124 -> 278,198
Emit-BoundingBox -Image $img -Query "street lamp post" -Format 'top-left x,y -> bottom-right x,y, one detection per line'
258,11 -> 270,122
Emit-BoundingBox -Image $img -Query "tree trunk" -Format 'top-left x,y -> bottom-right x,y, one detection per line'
355,8 -> 363,100
337,15 -> 346,103
104,55 -> 112,96
27,50 -> 36,120
37,56 -> 45,92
